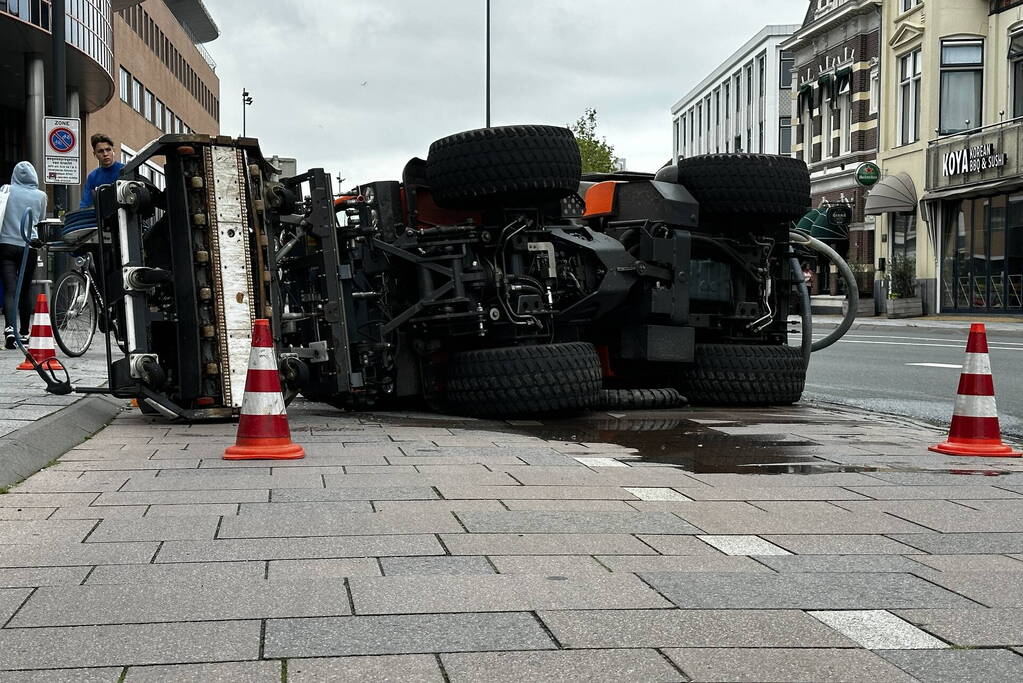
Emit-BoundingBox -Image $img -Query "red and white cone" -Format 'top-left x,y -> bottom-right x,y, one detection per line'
17,293 -> 64,371
929,323 -> 1021,457
223,319 -> 304,460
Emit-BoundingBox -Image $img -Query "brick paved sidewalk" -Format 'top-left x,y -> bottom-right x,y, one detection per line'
2,401 -> 1023,681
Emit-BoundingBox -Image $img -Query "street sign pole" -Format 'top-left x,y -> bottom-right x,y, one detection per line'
52,0 -> 67,216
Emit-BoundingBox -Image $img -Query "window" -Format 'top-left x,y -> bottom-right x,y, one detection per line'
144,90 -> 154,123
174,116 -> 182,134
119,67 -> 130,104
780,51 -> 794,88
779,117 -> 792,155
677,116 -> 683,157
901,0 -> 921,12
899,49 -> 922,144
1011,31 -> 1023,117
869,65 -> 880,114
734,134 -> 742,152
821,89 -> 832,160
840,92 -> 852,154
734,73 -> 741,112
940,40 -> 983,134
724,82 -> 730,120
758,55 -> 766,98
165,108 -> 174,134
697,104 -> 702,151
132,78 -> 143,114
758,121 -> 764,153
155,99 -> 165,132
746,64 -> 753,105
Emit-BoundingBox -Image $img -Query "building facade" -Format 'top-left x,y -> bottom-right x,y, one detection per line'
671,25 -> 800,160
783,1 -> 882,297
869,0 -> 1023,315
86,0 -> 219,193
0,0 -> 218,210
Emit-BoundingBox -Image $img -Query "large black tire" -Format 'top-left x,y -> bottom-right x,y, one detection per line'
446,342 -> 601,417
426,125 -> 581,208
676,154 -> 810,226
676,344 -> 806,406
599,388 -> 686,410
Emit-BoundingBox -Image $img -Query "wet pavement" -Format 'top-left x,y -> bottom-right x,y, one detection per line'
3,400 -> 1023,680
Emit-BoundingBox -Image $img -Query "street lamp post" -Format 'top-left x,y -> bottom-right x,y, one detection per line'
242,88 -> 253,136
485,0 -> 490,128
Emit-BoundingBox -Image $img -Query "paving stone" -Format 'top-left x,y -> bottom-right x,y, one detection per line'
288,654 -> 443,682
455,510 -> 699,534
0,668 -> 121,682
890,533 -> 1023,554
380,556 -> 495,576
488,555 -> 609,575
268,558 -> 381,580
349,573 -> 670,614
9,472 -> 131,493
663,648 -> 916,683
846,485 -> 1023,500
681,486 -> 869,501
372,500 -> 505,513
58,459 -> 200,471
636,535 -> 725,555
86,515 -> 221,542
0,587 -> 30,624
0,566 -> 91,588
441,649 -> 682,682
909,554 -> 1023,572
121,472 -> 323,491
698,535 -> 791,556
835,500 -> 1023,533
539,609 -> 855,648
0,507 -> 55,520
157,535 -> 443,562
0,493 -> 99,507
10,578 -> 351,627
238,501 -> 374,516
0,620 -> 260,670
869,472 -> 1023,486
915,571 -> 1023,607
503,467 -> 701,487
124,660 -> 281,682
218,510 -> 462,538
50,505 -> 148,520
0,519 -> 97,545
387,455 -> 525,466
596,555 -> 772,573
85,561 -> 267,585
92,489 -> 270,505
895,608 -> 1023,646
755,554 -> 930,573
809,610 -> 948,649
624,487 -> 690,501
265,612 -> 555,657
323,472 -> 518,488
146,503 -> 241,517
503,499 -> 637,511
270,487 -> 439,502
764,534 -> 926,555
640,572 -> 977,609
878,649 -> 1023,683
441,533 -> 656,556
684,472 -> 887,487
437,485 -> 635,500
0,542 -> 157,567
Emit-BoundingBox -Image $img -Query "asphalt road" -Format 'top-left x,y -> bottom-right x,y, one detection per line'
800,327 -> 1023,440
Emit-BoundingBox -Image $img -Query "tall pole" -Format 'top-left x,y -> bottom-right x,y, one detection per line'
52,0 -> 67,216
485,0 -> 490,128
242,88 -> 252,137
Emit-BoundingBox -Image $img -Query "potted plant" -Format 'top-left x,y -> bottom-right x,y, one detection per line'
885,253 -> 923,318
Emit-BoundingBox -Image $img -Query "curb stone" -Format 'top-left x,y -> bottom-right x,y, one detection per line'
0,395 -> 126,490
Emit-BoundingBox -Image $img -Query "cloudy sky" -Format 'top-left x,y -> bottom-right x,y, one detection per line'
210,0 -> 806,187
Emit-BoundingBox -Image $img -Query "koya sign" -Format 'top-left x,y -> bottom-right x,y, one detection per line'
942,143 -> 1008,177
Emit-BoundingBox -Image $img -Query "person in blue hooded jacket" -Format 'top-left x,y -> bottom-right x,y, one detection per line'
0,161 -> 47,348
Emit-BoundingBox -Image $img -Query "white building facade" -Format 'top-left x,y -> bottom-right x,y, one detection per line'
672,25 -> 800,160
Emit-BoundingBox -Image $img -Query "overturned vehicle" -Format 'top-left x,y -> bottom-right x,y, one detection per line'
33,125 -> 847,420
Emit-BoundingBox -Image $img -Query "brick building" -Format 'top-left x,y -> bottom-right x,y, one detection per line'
782,0 -> 882,298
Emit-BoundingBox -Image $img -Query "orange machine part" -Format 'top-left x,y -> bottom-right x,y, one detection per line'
583,181 -> 620,218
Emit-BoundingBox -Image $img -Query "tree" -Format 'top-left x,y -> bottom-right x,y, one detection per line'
570,108 -> 617,174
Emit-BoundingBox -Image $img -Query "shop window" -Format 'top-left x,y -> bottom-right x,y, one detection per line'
898,49 -> 922,144
1010,31 -> 1023,118
892,212 -> 917,265
940,40 -> 983,135
779,117 -> 792,155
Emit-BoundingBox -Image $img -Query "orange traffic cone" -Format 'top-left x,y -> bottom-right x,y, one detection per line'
929,323 -> 1021,457
17,293 -> 64,371
224,319 -> 304,460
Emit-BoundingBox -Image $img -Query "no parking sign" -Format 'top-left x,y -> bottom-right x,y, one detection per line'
43,116 -> 81,185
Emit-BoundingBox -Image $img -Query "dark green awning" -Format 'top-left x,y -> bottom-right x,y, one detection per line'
794,208 -> 849,241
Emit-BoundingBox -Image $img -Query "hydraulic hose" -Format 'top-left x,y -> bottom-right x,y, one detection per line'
790,229 -> 858,353
789,257 -> 812,365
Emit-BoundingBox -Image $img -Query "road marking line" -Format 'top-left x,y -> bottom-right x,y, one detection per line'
624,487 -> 690,501
805,338 -> 1023,351
906,363 -> 963,369
809,610 -> 948,649
574,456 -> 629,468
839,334 -> 1023,346
698,535 -> 791,556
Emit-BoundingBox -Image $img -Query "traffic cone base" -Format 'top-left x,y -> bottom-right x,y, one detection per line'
223,319 -> 305,461
17,294 -> 63,371
930,323 -> 1021,458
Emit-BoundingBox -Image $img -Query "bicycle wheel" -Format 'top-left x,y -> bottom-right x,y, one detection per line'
51,271 -> 97,357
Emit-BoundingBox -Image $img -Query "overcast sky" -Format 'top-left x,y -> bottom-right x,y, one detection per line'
210,0 -> 806,187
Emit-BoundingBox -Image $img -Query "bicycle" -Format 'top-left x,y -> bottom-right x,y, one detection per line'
50,249 -> 107,357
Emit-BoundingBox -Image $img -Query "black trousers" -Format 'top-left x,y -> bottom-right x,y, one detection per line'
0,243 -> 37,334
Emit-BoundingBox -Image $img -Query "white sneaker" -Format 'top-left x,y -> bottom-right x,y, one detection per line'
4,327 -> 14,350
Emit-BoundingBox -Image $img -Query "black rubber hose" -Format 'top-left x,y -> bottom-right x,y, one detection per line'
790,257 -> 812,365
790,230 -> 858,353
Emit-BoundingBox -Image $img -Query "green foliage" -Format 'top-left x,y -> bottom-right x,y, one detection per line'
569,108 -> 617,174
887,253 -> 917,299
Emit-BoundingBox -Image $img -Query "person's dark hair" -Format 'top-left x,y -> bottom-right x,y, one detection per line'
91,133 -> 114,150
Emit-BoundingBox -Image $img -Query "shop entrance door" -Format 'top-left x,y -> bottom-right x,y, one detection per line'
941,196 -> 1023,313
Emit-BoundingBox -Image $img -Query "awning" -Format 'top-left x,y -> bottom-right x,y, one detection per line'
864,172 -> 918,215
794,207 -> 848,241
922,177 -> 1023,202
